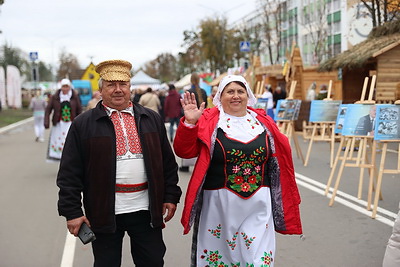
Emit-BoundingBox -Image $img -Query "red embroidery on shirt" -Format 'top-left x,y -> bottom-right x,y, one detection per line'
110,112 -> 142,156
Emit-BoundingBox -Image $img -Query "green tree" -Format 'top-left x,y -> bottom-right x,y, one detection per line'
199,17 -> 237,74
0,42 -> 30,79
37,61 -> 53,81
143,52 -> 179,82
178,30 -> 203,74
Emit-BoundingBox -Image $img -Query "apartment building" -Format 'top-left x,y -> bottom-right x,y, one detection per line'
234,0 -> 373,67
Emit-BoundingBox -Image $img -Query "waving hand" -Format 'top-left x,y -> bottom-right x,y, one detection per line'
180,92 -> 205,125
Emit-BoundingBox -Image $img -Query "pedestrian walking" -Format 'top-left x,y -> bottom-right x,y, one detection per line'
164,84 -> 182,142
57,59 -> 182,267
86,91 -> 102,110
157,90 -> 166,122
316,84 -> 328,100
174,75 -> 302,266
261,84 -> 275,119
272,86 -> 286,109
139,87 -> 161,113
306,82 -> 316,101
188,72 -> 207,109
44,78 -> 82,161
29,90 -> 47,142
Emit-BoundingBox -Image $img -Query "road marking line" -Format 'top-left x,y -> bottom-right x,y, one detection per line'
59,171 -> 396,266
296,173 -> 397,218
60,231 -> 76,267
295,172 -> 395,228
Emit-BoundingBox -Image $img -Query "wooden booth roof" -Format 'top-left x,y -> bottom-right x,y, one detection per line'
319,21 -> 400,72
319,33 -> 400,72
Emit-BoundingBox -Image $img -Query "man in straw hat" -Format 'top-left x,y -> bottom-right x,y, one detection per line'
56,59 -> 182,267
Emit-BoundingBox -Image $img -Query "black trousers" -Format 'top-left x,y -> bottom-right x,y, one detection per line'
92,210 -> 166,267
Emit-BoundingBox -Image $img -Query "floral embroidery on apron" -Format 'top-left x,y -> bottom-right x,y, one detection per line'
60,101 -> 71,122
221,130 -> 268,199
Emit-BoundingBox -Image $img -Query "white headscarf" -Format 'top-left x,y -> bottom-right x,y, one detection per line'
213,75 -> 257,107
213,75 -> 264,142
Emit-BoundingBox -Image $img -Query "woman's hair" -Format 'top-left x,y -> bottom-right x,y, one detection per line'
191,72 -> 204,103
190,72 -> 200,86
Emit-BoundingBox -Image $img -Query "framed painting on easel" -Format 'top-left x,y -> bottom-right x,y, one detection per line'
253,98 -> 269,111
341,104 -> 376,137
275,99 -> 302,121
374,104 -> 400,141
309,100 -> 342,122
334,104 -> 349,134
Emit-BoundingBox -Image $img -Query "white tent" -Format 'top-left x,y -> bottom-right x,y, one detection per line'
174,74 -> 191,89
131,70 -> 161,88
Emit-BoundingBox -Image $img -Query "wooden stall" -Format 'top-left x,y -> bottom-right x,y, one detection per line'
319,25 -> 400,104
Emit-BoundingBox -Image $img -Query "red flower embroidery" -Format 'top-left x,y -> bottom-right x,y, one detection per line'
241,182 -> 250,192
209,252 -> 219,262
248,175 -> 257,184
234,176 -> 244,184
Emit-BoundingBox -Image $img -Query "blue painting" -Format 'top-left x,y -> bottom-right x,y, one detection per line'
334,104 -> 348,134
275,99 -> 302,121
309,100 -> 342,122
341,104 -> 375,136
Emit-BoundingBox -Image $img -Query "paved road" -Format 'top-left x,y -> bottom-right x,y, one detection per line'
0,120 -> 398,266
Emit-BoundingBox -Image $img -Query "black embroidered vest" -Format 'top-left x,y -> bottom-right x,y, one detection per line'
203,128 -> 270,199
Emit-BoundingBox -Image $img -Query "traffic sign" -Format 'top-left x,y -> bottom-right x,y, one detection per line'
29,52 -> 39,61
240,41 -> 251,52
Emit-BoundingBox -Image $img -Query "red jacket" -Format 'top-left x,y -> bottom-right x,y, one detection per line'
174,106 -> 302,235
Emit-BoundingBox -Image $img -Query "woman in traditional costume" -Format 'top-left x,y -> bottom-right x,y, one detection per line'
174,75 -> 302,266
44,78 -> 82,161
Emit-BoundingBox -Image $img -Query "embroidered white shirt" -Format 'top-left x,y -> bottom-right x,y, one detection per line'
104,104 -> 149,214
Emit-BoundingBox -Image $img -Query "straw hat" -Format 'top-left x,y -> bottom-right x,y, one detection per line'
95,60 -> 132,82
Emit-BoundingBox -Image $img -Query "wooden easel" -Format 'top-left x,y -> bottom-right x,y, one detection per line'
304,80 -> 337,167
370,100 -> 400,218
254,80 -> 265,96
325,75 -> 379,208
276,81 -> 305,164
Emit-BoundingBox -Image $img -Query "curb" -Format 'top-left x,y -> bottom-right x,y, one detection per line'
0,117 -> 34,134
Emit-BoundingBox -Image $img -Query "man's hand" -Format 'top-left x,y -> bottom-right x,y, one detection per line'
67,216 -> 90,236
162,203 -> 177,223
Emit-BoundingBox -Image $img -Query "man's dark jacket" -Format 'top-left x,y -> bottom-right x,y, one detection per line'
57,101 -> 182,233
